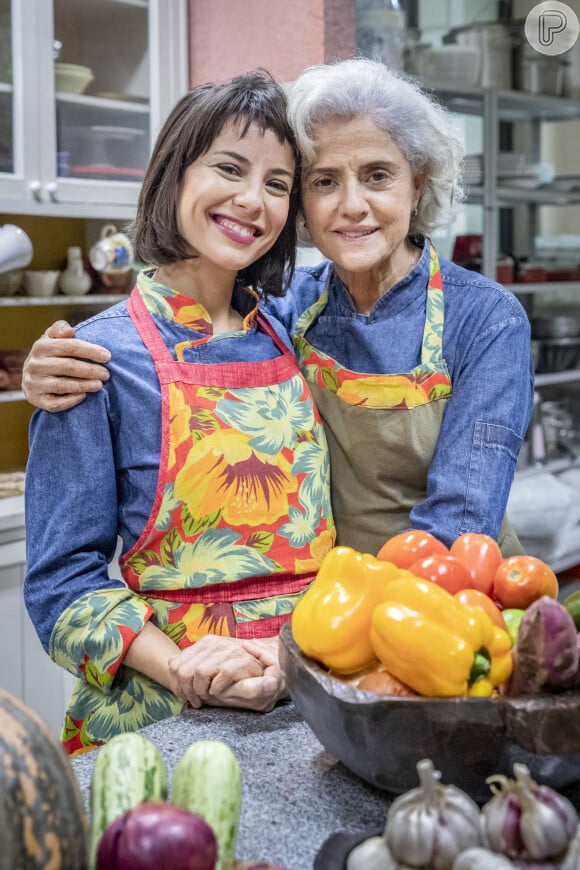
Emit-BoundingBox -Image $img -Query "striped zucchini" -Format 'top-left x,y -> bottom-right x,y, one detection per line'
171,739 -> 243,870
88,732 -> 168,869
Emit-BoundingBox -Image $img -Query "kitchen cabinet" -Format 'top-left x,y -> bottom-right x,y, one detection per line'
0,0 -> 188,219
0,496 -> 74,736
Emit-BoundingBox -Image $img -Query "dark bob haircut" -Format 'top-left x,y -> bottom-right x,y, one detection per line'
129,70 -> 301,298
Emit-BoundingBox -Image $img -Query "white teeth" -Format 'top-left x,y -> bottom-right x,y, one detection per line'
220,218 -> 255,237
340,229 -> 375,239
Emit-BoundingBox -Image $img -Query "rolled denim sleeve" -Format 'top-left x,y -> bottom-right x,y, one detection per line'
24,385 -> 151,685
409,314 -> 534,546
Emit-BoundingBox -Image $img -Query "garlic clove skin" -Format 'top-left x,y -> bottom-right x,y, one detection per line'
518,783 -> 578,860
346,835 -> 397,870
385,760 -> 482,870
483,764 -> 578,861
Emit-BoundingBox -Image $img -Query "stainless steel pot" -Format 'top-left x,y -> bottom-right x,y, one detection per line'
515,42 -> 567,96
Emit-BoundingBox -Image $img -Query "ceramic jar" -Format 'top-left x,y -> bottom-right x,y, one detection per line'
58,246 -> 92,296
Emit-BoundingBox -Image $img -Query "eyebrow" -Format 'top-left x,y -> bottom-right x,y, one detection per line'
214,150 -> 295,179
304,157 -> 396,176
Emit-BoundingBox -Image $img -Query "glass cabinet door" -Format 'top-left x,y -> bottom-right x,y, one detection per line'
52,0 -> 151,187
0,0 -> 13,175
0,0 -> 186,215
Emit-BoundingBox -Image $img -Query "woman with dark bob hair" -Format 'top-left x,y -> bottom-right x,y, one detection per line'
23,71 -> 335,754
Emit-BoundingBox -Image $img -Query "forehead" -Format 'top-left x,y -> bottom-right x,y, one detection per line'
308,116 -> 406,167
208,118 -> 295,168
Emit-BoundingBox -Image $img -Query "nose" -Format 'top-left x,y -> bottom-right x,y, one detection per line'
339,178 -> 368,220
232,180 -> 264,217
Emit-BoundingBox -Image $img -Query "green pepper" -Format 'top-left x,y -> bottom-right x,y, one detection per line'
563,589 -> 580,631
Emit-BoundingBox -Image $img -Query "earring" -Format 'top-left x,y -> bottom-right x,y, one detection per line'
411,207 -> 418,218
303,219 -> 308,230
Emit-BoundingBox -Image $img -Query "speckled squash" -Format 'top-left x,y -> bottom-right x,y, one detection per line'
0,688 -> 88,869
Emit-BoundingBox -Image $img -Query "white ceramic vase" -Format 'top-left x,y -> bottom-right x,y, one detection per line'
59,246 -> 92,296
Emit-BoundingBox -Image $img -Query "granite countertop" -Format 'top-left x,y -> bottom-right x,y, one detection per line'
71,701 -> 391,869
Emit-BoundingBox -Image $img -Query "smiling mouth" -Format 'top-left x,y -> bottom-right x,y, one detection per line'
213,215 -> 263,238
335,228 -> 378,239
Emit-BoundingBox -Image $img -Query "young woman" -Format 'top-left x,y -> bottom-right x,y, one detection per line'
23,71 -> 334,754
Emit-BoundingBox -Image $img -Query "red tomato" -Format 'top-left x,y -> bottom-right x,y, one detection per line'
454,589 -> 507,631
449,533 -> 503,597
492,556 -> 559,610
409,553 -> 473,596
377,530 -> 447,569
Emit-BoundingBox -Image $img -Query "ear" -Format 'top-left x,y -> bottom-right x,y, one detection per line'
412,171 -> 426,208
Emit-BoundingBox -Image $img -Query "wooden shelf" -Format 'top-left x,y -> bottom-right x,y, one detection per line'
0,391 -> 24,404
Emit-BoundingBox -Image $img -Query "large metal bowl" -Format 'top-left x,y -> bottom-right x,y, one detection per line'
279,622 -> 580,802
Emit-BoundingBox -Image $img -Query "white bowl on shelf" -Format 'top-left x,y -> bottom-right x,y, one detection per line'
54,62 -> 94,95
23,270 -> 60,298
0,269 -> 23,297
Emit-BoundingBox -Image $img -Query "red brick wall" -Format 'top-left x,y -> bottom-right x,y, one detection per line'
187,0 -> 355,85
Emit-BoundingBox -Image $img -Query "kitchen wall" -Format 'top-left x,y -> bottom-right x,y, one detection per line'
187,0 -> 356,85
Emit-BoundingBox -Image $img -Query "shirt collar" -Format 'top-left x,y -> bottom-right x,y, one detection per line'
136,268 -> 261,335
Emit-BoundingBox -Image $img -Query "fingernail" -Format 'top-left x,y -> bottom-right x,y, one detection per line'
98,350 -> 111,362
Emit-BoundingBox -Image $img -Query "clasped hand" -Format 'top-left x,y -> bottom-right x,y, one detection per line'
168,635 -> 287,713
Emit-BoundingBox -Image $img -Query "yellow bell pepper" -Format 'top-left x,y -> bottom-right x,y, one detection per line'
370,576 -> 513,697
291,546 -> 401,673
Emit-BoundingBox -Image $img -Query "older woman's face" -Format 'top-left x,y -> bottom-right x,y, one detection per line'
301,116 -> 420,283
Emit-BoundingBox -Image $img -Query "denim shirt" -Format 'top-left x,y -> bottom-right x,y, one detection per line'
24,271 -> 294,652
265,239 -> 535,547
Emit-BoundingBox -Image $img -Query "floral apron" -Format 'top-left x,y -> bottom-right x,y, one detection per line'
292,243 -> 520,557
62,287 -> 334,754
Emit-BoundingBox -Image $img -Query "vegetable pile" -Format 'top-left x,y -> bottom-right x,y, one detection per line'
291,532 -> 580,699
346,759 -> 580,870
87,733 -> 280,870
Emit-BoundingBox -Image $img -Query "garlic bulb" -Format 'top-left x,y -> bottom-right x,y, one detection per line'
385,759 -> 482,870
346,835 -> 398,870
482,763 -> 578,861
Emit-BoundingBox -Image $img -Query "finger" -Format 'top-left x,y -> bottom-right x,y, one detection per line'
42,337 -> 112,364
45,320 -> 75,339
35,393 -> 89,412
216,677 -> 283,712
241,639 -> 279,668
209,657 -> 264,696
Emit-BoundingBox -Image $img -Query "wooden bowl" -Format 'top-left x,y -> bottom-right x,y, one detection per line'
279,622 -> 580,802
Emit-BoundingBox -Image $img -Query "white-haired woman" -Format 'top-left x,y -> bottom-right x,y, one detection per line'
22,58 -> 533,555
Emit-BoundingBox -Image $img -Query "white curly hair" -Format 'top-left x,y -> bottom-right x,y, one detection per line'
287,58 -> 465,236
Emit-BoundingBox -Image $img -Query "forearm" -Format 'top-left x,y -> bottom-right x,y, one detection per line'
124,621 -> 181,692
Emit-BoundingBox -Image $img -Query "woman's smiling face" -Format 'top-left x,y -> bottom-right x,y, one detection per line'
301,116 -> 420,290
177,118 -> 296,278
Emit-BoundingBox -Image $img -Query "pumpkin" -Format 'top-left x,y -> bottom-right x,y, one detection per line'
0,688 -> 88,869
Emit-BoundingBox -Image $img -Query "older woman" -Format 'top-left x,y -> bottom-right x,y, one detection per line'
22,59 -> 533,556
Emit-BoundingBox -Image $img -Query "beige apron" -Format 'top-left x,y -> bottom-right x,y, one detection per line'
292,244 -> 521,557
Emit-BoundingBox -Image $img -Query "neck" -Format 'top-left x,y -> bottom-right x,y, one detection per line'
154,259 -> 243,332
336,240 -> 420,315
